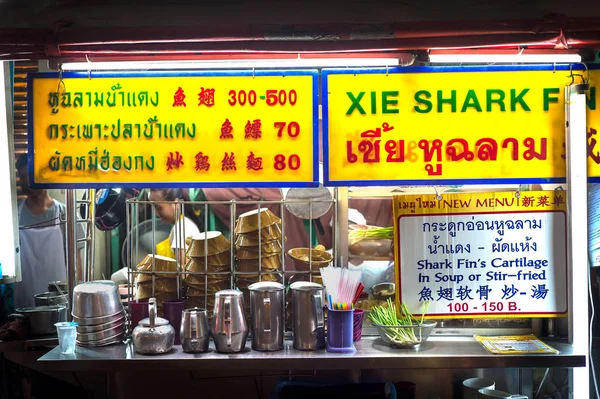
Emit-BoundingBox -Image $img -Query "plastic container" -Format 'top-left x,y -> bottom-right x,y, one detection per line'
353,309 -> 365,341
163,299 -> 186,345
55,321 -> 78,354
129,299 -> 149,331
326,308 -> 355,353
373,321 -> 437,348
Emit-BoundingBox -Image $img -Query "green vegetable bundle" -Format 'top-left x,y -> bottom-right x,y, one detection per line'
368,299 -> 428,346
348,227 -> 394,245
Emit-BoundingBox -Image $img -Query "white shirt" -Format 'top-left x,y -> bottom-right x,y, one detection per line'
170,216 -> 200,251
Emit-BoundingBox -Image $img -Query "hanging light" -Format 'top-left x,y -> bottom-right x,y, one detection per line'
61,56 -> 403,71
428,49 -> 581,64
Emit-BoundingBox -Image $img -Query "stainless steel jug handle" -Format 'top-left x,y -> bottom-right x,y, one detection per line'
191,312 -> 198,334
263,297 -> 271,332
313,293 -> 324,328
190,312 -> 200,350
224,296 -> 232,347
148,298 -> 157,329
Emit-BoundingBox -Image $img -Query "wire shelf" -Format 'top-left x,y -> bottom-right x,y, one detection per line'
125,197 -> 337,333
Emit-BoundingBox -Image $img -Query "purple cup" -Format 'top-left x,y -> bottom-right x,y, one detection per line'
129,299 -> 149,332
326,308 -> 356,353
353,309 -> 365,341
163,299 -> 186,345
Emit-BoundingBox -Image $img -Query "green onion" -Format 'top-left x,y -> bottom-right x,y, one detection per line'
349,227 -> 394,245
368,299 -> 431,346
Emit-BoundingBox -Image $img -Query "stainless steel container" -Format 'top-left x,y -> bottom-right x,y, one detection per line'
11,305 -> 67,336
249,282 -> 284,352
72,280 -> 123,319
180,308 -> 210,353
132,298 -> 175,355
290,282 -> 325,351
211,290 -> 248,353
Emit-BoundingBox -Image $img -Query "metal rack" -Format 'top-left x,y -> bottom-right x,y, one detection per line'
65,188 -> 96,320
125,197 -> 337,331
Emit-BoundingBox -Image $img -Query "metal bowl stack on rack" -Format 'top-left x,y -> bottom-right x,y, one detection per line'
135,255 -> 179,315
184,232 -> 232,315
72,281 -> 126,347
234,209 -> 284,316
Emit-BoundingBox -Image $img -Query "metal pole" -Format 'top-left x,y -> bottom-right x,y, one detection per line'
0,61 -> 20,283
88,188 -> 96,281
565,83 -> 590,398
65,189 -> 77,321
335,187 -> 349,267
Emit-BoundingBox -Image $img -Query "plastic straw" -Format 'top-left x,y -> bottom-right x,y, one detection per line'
320,266 -> 362,309
352,283 -> 364,304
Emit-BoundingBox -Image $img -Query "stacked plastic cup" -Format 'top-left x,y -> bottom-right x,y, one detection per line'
55,322 -> 78,354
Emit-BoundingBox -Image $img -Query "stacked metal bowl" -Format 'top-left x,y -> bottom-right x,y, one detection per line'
234,209 -> 283,318
135,255 -> 179,315
184,232 -> 232,315
72,280 -> 126,347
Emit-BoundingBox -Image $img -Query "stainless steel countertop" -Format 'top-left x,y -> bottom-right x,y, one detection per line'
37,337 -> 586,371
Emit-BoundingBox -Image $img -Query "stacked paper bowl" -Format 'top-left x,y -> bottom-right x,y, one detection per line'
184,232 -> 232,315
234,209 -> 284,315
72,280 -> 126,347
135,255 -> 179,315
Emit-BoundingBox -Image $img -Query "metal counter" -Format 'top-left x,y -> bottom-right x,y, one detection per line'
37,337 -> 585,371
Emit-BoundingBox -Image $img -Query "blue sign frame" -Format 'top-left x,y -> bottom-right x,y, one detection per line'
322,64 -> 600,187
27,69 -> 320,189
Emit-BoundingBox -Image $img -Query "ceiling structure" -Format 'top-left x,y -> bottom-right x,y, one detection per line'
0,0 -> 599,61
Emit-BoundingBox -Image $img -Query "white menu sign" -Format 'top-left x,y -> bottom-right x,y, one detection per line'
393,192 -> 568,318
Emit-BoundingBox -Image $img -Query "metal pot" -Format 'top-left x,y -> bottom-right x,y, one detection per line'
132,298 -> 175,355
34,291 -> 68,306
10,305 -> 67,336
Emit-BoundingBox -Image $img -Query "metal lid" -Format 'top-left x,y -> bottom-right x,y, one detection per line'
183,307 -> 207,313
290,282 -> 324,291
139,316 -> 170,327
214,289 -> 243,297
248,281 -> 284,292
15,305 -> 67,313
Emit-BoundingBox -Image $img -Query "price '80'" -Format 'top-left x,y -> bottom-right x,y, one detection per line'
274,154 -> 301,170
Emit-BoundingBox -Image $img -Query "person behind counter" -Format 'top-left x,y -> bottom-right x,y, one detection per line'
14,154 -> 82,308
149,188 -> 202,260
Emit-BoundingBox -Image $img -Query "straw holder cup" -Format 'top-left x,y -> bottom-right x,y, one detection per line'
326,308 -> 356,353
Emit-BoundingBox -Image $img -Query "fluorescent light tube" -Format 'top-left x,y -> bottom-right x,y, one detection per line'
62,58 -> 400,71
429,53 -> 581,64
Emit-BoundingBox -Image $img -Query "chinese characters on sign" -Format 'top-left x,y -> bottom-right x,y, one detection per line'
393,191 -> 568,318
324,66 -> 600,185
29,71 -> 318,187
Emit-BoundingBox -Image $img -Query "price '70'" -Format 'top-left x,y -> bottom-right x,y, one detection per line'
274,121 -> 300,138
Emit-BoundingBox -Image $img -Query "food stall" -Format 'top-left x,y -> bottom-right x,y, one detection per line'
0,57 -> 594,398
2,60 -> 584,397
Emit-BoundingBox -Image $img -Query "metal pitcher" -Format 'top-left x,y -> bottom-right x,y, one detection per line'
180,308 -> 210,353
249,281 -> 284,351
290,282 -> 325,351
211,290 -> 248,353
